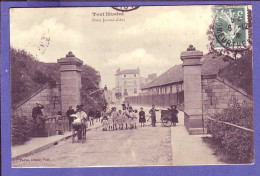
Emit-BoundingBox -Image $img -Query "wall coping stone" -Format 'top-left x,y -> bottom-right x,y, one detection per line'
12,83 -> 50,111
216,76 -> 253,100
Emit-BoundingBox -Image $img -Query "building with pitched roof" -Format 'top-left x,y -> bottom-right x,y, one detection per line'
126,49 -> 252,135
140,54 -> 230,95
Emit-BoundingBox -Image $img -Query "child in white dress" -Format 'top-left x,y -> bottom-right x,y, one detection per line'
122,110 -> 128,130
117,110 -> 123,130
111,107 -> 118,130
102,115 -> 108,131
107,115 -> 113,130
133,110 -> 138,129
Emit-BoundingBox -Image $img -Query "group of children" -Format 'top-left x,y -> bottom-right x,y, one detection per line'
101,106 -> 146,131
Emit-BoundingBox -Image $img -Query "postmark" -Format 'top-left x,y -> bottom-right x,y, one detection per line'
213,5 -> 249,51
111,6 -> 140,12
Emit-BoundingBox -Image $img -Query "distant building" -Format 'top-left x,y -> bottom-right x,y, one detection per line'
147,73 -> 157,83
139,73 -> 157,86
104,88 -> 117,104
115,68 -> 141,99
140,77 -> 147,86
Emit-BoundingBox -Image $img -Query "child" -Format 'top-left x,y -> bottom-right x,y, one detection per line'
128,108 -> 134,129
122,110 -> 128,130
111,107 -> 118,130
117,110 -> 123,130
107,114 -> 113,131
56,111 -> 63,135
102,115 -> 108,131
139,107 -> 146,127
133,110 -> 138,129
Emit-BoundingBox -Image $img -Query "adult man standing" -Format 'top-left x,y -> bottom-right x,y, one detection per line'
66,106 -> 75,131
149,104 -> 159,127
88,107 -> 95,126
32,102 -> 44,136
95,109 -> 101,122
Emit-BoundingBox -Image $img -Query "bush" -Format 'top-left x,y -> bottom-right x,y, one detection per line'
206,99 -> 254,163
11,115 -> 33,145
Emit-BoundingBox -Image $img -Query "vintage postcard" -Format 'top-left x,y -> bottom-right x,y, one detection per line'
3,2 -> 256,172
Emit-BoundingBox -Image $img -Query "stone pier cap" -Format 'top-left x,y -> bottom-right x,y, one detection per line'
57,51 -> 83,72
57,51 -> 83,66
180,45 -> 203,66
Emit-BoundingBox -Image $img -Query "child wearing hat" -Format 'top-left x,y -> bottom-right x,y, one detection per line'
102,115 -> 108,131
107,109 -> 113,131
139,107 -> 146,127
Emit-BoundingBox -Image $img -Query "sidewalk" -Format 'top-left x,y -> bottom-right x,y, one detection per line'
171,111 -> 224,165
12,121 -> 102,160
124,104 -> 224,165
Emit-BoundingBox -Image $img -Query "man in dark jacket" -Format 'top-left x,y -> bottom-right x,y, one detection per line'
88,108 -> 95,126
149,104 -> 159,127
32,102 -> 44,136
95,109 -> 101,122
66,106 -> 75,131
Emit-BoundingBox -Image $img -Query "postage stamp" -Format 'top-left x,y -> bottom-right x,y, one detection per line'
213,5 -> 249,50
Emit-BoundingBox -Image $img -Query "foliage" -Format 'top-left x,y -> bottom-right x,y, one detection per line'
11,115 -> 33,145
206,98 -> 254,163
10,47 -> 59,106
219,50 -> 253,96
11,47 -> 103,110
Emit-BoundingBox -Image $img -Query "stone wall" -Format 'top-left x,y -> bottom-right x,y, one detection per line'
202,75 -> 253,118
13,83 -> 61,118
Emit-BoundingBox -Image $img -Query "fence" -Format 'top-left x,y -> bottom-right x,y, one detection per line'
206,116 -> 254,133
45,116 -> 70,137
125,91 -> 184,108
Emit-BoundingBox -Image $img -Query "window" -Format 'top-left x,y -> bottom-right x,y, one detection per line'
134,74 -> 136,77
134,88 -> 137,93
124,81 -> 127,86
134,80 -> 136,85
124,89 -> 128,96
124,74 -> 126,77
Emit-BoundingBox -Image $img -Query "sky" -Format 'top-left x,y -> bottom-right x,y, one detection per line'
10,6 -> 213,88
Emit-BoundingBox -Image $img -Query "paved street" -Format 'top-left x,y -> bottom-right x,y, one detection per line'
12,124 -> 172,167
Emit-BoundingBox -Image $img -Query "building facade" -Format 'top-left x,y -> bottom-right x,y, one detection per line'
115,68 -> 141,99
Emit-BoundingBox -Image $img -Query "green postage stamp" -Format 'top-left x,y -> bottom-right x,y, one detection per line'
213,6 -> 249,50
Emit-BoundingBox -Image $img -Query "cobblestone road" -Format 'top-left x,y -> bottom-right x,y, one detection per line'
12,125 -> 172,167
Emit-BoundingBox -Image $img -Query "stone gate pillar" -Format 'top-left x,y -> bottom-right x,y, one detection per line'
180,45 -> 204,135
57,51 -> 83,115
